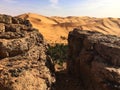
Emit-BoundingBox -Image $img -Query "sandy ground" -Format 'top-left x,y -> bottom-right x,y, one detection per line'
18,13 -> 120,44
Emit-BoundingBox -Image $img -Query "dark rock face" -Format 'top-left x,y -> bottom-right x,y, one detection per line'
68,29 -> 120,90
0,14 -> 55,90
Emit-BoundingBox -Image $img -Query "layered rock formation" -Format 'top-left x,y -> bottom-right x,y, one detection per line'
68,29 -> 120,90
0,14 -> 55,90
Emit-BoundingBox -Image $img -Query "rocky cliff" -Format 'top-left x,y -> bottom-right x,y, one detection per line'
68,29 -> 120,90
0,14 -> 55,90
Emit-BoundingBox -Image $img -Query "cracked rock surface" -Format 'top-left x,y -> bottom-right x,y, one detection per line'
0,14 -> 55,90
68,29 -> 120,90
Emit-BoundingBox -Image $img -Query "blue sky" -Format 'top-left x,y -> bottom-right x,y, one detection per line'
0,0 -> 120,17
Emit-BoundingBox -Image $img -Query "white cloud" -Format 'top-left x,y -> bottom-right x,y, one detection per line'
69,0 -> 120,17
50,0 -> 59,5
49,0 -> 60,8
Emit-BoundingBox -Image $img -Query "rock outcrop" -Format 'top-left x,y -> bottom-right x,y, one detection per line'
0,14 -> 55,90
68,29 -> 120,90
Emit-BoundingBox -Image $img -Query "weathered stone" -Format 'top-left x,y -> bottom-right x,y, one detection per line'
0,14 -> 12,24
68,29 -> 120,90
0,23 -> 5,32
0,14 -> 55,90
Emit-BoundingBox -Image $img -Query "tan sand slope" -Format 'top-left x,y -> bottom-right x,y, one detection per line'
18,13 -> 120,43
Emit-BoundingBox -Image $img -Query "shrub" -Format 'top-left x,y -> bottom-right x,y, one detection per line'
47,43 -> 68,66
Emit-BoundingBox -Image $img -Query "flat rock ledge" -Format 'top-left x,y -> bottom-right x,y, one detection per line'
68,29 -> 120,90
0,14 -> 55,90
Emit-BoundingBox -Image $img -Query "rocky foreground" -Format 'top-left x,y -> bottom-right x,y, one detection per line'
68,29 -> 120,90
0,14 -> 55,90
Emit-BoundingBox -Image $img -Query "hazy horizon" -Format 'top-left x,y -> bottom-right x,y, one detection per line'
0,0 -> 120,18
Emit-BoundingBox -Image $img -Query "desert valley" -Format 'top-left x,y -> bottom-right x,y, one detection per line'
18,13 -> 120,43
0,13 -> 119,90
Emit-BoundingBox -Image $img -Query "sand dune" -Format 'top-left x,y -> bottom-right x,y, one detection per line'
18,13 -> 120,43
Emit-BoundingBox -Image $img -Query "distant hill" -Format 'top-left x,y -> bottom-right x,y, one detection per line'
18,13 -> 120,43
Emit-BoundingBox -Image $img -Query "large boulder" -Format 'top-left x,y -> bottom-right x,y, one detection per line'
68,29 -> 120,90
0,14 -> 55,90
